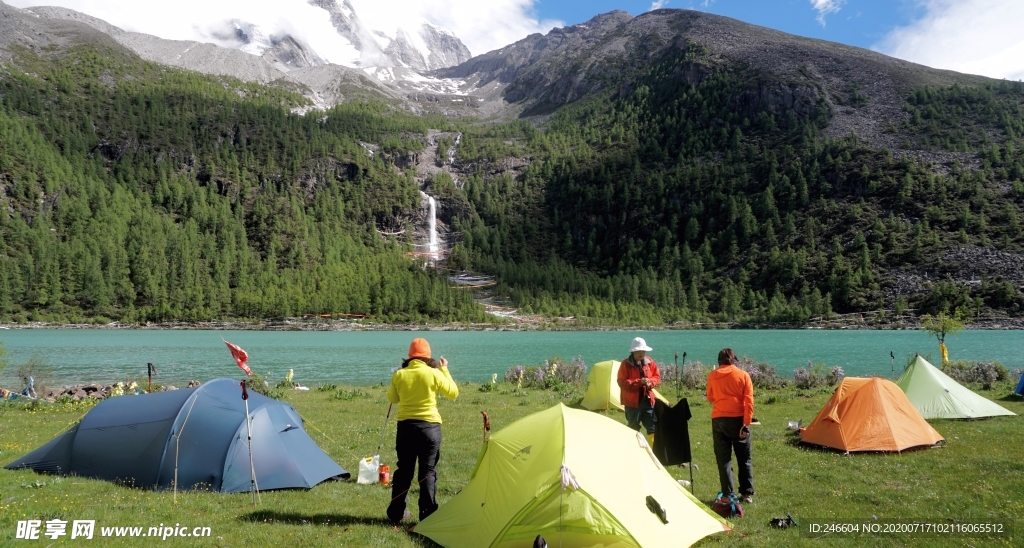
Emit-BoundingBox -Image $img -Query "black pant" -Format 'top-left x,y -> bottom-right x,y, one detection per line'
387,420 -> 441,523
712,417 -> 753,498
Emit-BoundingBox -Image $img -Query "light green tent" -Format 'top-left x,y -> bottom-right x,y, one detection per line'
580,360 -> 670,412
415,404 -> 728,548
897,355 -> 1016,420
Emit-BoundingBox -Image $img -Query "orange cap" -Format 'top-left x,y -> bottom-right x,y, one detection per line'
408,338 -> 431,359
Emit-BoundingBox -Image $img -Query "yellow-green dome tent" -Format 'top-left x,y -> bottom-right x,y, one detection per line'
580,360 -> 670,412
897,355 -> 1016,420
415,404 -> 728,547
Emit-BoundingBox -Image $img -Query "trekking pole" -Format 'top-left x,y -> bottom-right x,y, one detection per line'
376,403 -> 393,459
240,380 -> 260,506
481,411 -> 491,444
147,363 -> 156,393
674,352 -> 680,400
890,351 -> 895,379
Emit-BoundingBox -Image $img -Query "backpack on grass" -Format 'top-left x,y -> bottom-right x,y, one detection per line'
711,493 -> 744,519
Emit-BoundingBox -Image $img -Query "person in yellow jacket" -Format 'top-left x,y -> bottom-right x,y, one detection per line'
386,338 -> 459,525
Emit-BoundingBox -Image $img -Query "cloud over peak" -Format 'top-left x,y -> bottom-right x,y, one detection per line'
878,0 -> 1024,81
6,0 -> 561,61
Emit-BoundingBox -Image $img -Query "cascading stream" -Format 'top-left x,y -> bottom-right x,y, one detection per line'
428,195 -> 438,254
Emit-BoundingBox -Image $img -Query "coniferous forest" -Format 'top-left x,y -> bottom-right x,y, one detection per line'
2,42 -> 1024,326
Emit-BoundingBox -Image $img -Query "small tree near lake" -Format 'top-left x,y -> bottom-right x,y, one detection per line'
921,311 -> 964,364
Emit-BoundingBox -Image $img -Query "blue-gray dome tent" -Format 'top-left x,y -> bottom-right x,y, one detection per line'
5,378 -> 348,491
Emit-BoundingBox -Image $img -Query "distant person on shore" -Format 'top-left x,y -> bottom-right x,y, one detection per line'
386,338 -> 459,526
706,348 -> 754,503
617,337 -> 661,444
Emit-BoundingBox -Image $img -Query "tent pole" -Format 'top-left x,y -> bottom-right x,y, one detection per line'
173,391 -> 201,503
689,462 -> 694,495
241,380 -> 260,506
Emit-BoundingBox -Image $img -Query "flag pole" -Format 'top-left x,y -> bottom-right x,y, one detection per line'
241,380 -> 260,506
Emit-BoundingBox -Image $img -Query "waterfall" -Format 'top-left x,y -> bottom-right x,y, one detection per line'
428,195 -> 438,254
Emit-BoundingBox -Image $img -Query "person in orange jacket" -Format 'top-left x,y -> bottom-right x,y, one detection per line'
706,348 -> 754,503
617,337 -> 661,440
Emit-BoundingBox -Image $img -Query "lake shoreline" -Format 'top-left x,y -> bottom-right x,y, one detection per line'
2,315 -> 1024,331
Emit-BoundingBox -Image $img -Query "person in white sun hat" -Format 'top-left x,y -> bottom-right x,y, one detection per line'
617,337 -> 661,444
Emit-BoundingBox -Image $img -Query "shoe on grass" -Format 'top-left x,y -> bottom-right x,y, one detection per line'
741,495 -> 753,503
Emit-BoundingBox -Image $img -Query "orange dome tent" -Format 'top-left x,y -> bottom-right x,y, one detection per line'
800,377 -> 944,452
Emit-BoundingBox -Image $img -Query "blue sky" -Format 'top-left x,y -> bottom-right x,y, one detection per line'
532,0 -> 925,51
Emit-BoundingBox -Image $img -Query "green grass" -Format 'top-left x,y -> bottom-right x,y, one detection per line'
1,381 -> 1022,547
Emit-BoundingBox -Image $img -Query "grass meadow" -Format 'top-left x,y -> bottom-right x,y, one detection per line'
1,379 -> 1022,547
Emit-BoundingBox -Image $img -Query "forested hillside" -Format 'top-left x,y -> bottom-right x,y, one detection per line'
446,43 -> 1024,325
0,45 -> 485,323
3,30 -> 1024,327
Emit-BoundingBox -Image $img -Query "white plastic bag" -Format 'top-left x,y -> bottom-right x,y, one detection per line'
357,455 -> 380,484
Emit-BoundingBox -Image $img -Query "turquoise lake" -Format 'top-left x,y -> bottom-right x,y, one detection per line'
0,329 -> 1021,387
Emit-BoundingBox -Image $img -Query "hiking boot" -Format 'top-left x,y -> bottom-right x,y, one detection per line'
389,509 -> 412,526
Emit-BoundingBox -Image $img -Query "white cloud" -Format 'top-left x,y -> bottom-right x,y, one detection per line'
5,0 -> 560,60
350,0 -> 559,56
809,0 -> 844,26
650,0 -> 670,10
877,0 -> 1024,81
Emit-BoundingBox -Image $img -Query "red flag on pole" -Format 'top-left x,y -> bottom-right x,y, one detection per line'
224,340 -> 252,376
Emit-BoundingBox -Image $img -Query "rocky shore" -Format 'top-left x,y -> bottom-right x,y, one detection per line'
19,380 -> 203,402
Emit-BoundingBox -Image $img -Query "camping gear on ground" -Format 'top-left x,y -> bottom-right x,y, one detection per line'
414,403 -> 729,548
897,355 -> 1016,419
711,493 -> 744,519
800,377 -> 944,452
1015,372 -> 1024,397
580,360 -> 670,412
358,455 -> 381,484
769,514 -> 799,529
5,378 -> 348,491
359,403 -> 394,485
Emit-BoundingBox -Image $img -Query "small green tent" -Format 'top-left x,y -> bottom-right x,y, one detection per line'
580,360 -> 670,412
897,355 -> 1016,420
415,404 -> 727,548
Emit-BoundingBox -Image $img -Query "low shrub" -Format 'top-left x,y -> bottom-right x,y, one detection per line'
735,357 -> 789,389
792,362 -> 845,390
502,355 -> 587,392
680,361 -> 711,390
332,388 -> 370,401
246,372 -> 285,400
942,360 -> 1009,389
